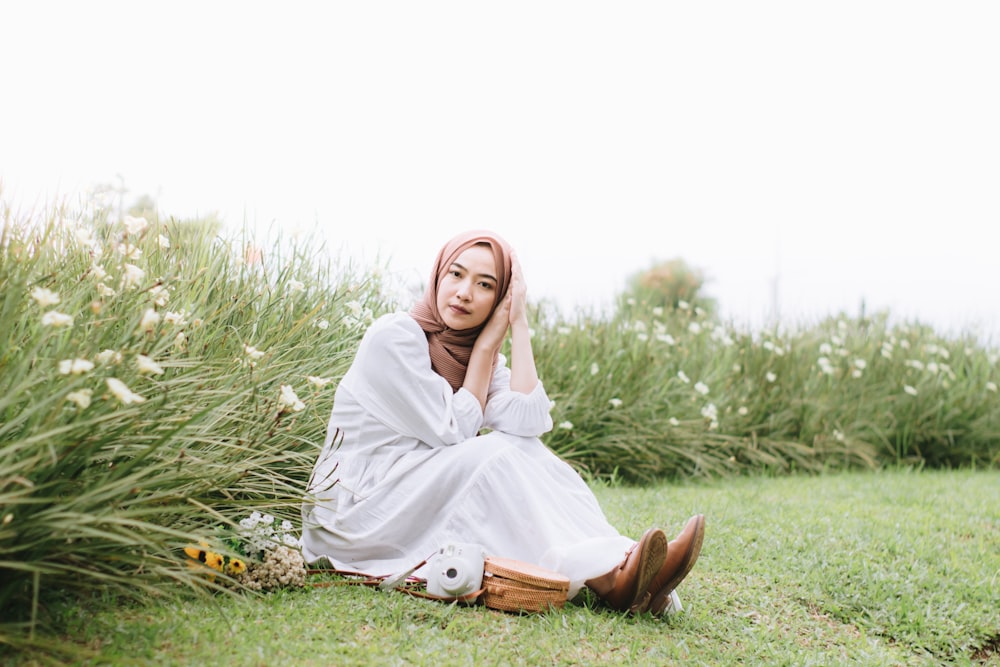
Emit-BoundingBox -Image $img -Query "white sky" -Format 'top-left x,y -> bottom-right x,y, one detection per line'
3,1 -> 999,340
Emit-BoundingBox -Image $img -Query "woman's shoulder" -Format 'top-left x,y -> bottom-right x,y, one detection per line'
363,311 -> 424,346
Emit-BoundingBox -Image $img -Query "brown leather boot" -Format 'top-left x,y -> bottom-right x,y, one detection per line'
644,514 -> 705,615
599,527 -> 668,613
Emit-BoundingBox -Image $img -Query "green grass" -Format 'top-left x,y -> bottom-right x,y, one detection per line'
8,469 -> 998,666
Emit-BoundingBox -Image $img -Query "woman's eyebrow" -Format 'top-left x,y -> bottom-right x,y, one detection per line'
451,262 -> 497,283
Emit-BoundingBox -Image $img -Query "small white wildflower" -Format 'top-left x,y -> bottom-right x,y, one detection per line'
41,311 -> 73,328
732,363 -> 741,373
590,363 -> 600,376
557,326 -> 571,335
818,357 -> 834,375
278,384 -> 305,413
148,285 -> 169,307
633,320 -> 647,332
97,283 -> 117,297
65,389 -> 93,409
677,370 -> 690,384
136,354 -> 164,375
766,372 -> 777,383
833,429 -> 845,442
96,349 -> 123,365
287,279 -> 305,293
657,334 -> 676,346
677,300 -> 690,310
244,344 -> 266,360
158,234 -> 170,249
986,382 -> 997,393
819,343 -> 833,355
852,369 -> 863,379
762,341 -> 775,352
926,361 -> 939,374
122,215 -> 149,236
139,308 -> 160,332
58,358 -> 95,375
315,319 -> 330,330
75,228 -> 97,248
903,385 -> 918,396
91,265 -> 109,282
853,359 -> 867,370
688,322 -> 702,335
652,306 -> 663,317
164,310 -> 189,326
637,333 -> 648,342
307,375 -> 334,388
608,397 -> 623,408
106,377 -> 146,404
830,335 -> 843,346
117,242 -> 142,260
694,382 -> 709,396
900,340 -> 911,349
737,406 -> 749,416
122,263 -> 145,289
558,421 -> 574,430
30,287 -> 61,306
937,347 -> 950,360
668,417 -> 680,426
700,403 -> 718,420
174,331 -> 187,351
906,359 -> 925,371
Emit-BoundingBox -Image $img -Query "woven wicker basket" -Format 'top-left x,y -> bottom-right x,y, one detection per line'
481,556 -> 570,613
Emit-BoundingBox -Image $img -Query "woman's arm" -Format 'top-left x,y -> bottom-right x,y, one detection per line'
507,251 -> 538,394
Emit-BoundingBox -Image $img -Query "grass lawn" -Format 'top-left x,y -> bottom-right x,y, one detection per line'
13,469 -> 1000,666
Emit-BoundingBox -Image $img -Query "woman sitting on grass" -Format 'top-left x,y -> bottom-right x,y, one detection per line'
302,229 -> 704,614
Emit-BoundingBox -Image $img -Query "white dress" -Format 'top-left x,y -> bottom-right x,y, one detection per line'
301,312 -> 634,597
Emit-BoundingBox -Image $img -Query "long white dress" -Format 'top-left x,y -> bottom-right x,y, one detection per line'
301,312 -> 634,597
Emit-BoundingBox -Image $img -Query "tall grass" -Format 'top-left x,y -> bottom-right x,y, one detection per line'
0,197 -> 393,643
1,195 -> 998,650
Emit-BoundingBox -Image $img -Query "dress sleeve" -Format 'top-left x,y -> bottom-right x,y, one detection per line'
344,314 -> 484,446
481,354 -> 554,437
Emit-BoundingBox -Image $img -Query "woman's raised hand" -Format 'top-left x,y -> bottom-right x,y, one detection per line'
508,251 -> 528,327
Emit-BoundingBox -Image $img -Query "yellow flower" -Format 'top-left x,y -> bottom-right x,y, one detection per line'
226,558 -> 247,576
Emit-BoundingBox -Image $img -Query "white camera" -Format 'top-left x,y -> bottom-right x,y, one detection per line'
425,542 -> 486,597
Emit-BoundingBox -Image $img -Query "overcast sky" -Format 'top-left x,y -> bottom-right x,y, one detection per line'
3,1 -> 998,340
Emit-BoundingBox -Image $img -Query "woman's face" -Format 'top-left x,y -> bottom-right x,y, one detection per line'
436,244 -> 499,330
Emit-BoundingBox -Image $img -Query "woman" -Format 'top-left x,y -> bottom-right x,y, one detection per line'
301,230 -> 704,614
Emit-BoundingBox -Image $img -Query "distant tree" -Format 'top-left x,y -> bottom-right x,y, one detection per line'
620,257 -> 716,315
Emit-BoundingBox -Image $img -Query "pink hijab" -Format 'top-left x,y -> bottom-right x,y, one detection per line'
409,230 -> 513,392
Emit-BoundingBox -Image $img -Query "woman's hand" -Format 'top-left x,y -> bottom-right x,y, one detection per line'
508,251 -> 528,328
475,286 -> 511,355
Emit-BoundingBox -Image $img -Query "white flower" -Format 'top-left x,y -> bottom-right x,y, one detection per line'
906,359 -> 925,371
315,319 -> 330,330
136,354 -> 165,375
700,403 -> 718,420
278,384 -> 305,412
123,263 -> 145,289
164,310 -> 189,326
818,357 -> 834,375
287,279 -> 305,293
652,307 -> 663,317
244,344 -> 266,360
766,372 -> 777,383
96,349 -> 123,365
737,406 -> 749,416
557,326 -> 571,335
819,343 -> 833,355
636,333 -> 648,342
694,382 -> 709,396
75,228 -> 97,248
677,370 -> 690,384
97,283 -> 117,297
762,341 -> 775,352
903,385 -> 918,396
657,333 -> 676,346
106,377 -> 146,404
65,389 -> 92,409
852,369 -> 863,379
677,300 -> 690,310
668,417 -> 680,426
608,397 -> 623,408
899,339 -> 911,349
139,308 -> 160,332
30,287 -> 61,306
149,285 -> 169,307
986,382 -> 997,393
853,359 -> 867,370
688,322 -> 702,335
91,265 -> 109,282
174,331 -> 187,351
117,242 -> 142,260
307,375 -> 334,388
41,311 -> 73,327
122,215 -> 149,236
590,363 -> 599,376
927,362 -> 939,374
558,421 -> 574,430
833,429 -> 845,442
158,234 -> 171,249
58,358 -> 94,375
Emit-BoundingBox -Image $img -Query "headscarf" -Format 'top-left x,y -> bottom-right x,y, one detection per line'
409,230 -> 513,392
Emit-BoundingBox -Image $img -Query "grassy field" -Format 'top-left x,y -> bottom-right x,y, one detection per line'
8,468 -> 998,666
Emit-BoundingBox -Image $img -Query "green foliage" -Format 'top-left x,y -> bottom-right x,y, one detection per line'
620,257 -> 717,316
9,470 -> 999,666
535,301 -> 999,483
0,198 -> 395,641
